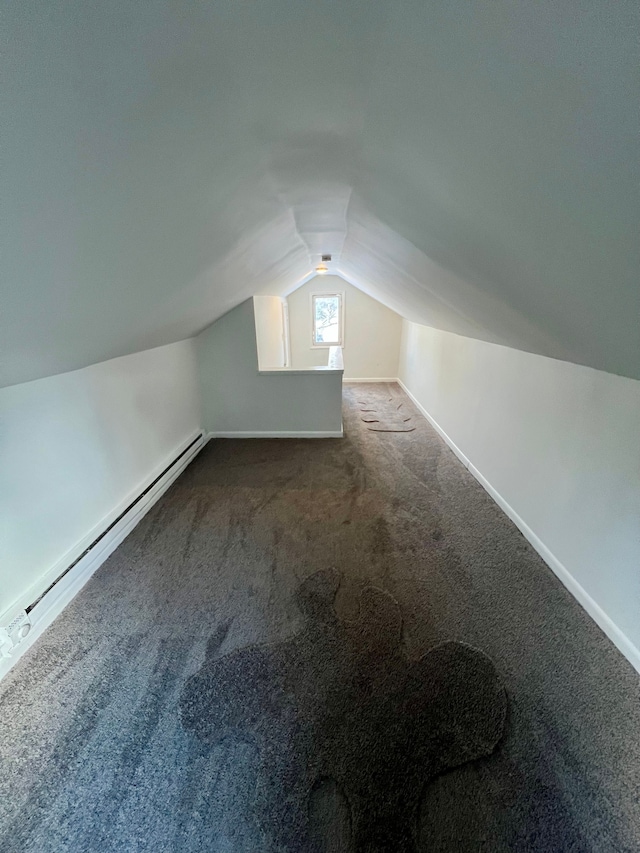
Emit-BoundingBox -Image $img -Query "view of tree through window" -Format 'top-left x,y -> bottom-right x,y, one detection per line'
312,294 -> 342,346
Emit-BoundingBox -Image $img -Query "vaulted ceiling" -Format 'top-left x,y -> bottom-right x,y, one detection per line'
3,0 -> 638,386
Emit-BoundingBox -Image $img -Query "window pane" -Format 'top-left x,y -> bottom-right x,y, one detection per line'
314,295 -> 341,345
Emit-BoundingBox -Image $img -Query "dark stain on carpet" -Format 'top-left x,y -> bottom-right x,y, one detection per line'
179,570 -> 507,852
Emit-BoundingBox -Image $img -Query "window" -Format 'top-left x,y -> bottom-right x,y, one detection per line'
311,293 -> 343,347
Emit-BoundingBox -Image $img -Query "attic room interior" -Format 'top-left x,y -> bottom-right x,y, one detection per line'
1,1 -> 639,850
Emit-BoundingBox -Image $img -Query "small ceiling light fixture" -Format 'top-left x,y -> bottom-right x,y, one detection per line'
316,254 -> 331,274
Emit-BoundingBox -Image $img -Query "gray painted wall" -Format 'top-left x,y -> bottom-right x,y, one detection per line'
196,300 -> 343,435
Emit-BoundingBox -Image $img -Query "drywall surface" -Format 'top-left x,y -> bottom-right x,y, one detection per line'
197,299 -> 343,435
0,340 -> 201,617
4,2 -> 638,386
254,296 -> 287,369
287,277 -> 402,379
399,320 -> 640,661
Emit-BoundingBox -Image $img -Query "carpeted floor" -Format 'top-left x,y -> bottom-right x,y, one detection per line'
1,382 -> 639,852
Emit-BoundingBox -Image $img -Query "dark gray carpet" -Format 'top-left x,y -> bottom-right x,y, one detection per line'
180,569 -> 506,851
359,396 -> 415,432
1,382 -> 639,852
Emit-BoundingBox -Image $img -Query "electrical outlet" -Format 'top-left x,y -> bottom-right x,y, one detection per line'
0,609 -> 32,658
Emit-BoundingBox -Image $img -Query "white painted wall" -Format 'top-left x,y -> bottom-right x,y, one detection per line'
398,320 -> 640,668
197,299 -> 343,436
253,296 -> 287,368
287,277 -> 402,379
0,340 -> 202,617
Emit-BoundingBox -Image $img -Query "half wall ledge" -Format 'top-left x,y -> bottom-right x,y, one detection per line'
258,367 -> 344,376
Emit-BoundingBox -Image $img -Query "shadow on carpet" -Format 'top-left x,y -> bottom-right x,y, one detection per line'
180,570 -> 507,852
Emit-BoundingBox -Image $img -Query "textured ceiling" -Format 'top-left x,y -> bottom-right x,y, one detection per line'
3,0 -> 639,387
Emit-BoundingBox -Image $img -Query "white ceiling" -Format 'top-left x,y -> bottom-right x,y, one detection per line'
3,0 -> 639,386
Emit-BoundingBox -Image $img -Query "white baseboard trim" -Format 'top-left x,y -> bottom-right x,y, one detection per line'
343,377 -> 399,383
0,430 -> 205,683
397,378 -> 640,675
208,428 -> 344,439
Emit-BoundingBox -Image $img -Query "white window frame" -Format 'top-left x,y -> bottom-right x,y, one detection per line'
310,292 -> 344,348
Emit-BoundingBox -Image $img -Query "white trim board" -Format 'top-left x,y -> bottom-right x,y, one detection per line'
258,368 -> 343,376
397,378 -> 640,675
343,377 -> 399,383
208,428 -> 344,439
0,431 -> 205,683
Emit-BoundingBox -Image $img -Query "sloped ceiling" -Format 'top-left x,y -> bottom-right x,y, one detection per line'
3,0 -> 638,387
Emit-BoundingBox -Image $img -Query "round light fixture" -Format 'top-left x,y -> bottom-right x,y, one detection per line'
315,263 -> 329,274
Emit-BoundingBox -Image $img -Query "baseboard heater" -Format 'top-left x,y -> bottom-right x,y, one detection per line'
26,432 -> 204,613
